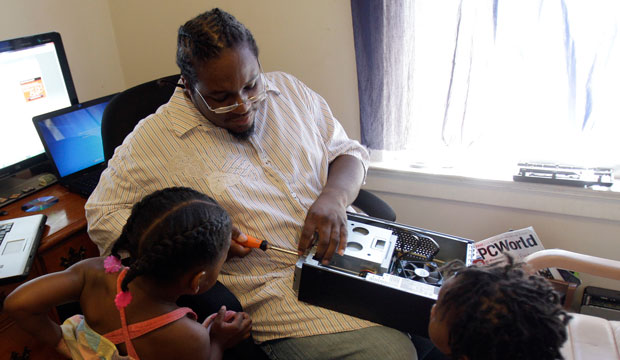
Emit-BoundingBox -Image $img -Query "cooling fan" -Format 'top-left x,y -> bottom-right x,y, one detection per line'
395,260 -> 443,286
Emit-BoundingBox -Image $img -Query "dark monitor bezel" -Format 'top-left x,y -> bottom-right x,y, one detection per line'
0,31 -> 79,179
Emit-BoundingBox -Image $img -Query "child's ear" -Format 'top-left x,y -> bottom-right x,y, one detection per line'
430,303 -> 437,318
189,271 -> 207,294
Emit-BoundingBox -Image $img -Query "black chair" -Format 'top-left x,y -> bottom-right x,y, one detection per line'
352,188 -> 396,221
102,74 -> 180,162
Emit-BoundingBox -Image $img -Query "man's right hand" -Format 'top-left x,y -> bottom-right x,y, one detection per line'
227,226 -> 252,259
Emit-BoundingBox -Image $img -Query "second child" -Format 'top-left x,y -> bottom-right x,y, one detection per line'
428,256 -> 571,360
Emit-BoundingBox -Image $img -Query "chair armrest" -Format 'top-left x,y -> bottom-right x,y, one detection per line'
524,249 -> 620,281
352,189 -> 396,222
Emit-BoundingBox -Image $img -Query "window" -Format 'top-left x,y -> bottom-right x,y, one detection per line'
351,0 -> 620,181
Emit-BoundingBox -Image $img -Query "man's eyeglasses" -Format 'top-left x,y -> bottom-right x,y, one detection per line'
194,73 -> 267,114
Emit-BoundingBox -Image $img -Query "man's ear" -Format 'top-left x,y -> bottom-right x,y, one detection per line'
180,75 -> 193,99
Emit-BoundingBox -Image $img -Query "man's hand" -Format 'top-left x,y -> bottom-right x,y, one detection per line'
227,226 -> 252,260
298,189 -> 348,264
297,155 -> 365,264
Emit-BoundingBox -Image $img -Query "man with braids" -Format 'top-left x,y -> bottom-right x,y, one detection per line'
428,256 -> 571,360
86,7 -> 417,360
5,187 -> 252,359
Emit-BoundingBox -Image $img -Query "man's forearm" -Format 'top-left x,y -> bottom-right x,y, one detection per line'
324,155 -> 365,207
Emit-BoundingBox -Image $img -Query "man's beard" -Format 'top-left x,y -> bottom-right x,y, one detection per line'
228,121 -> 255,141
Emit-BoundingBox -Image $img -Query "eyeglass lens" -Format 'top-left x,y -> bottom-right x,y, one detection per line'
199,74 -> 266,114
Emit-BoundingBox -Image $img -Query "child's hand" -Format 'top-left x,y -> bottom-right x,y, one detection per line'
202,308 -> 237,330
203,305 -> 252,349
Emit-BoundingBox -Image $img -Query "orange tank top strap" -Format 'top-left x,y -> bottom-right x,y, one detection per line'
103,263 -> 198,359
115,267 -> 140,359
103,307 -> 198,344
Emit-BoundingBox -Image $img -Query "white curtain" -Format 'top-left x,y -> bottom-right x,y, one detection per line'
352,0 -> 620,171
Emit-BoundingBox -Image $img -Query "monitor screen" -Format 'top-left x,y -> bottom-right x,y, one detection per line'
33,95 -> 113,178
0,32 -> 78,179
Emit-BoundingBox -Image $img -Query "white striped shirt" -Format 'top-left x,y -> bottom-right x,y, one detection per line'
85,71 -> 376,342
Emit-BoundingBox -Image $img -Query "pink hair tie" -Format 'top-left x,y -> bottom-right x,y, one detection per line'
115,291 -> 133,308
104,255 -> 123,273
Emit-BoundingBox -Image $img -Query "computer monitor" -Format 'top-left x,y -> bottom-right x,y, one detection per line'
0,32 -> 78,205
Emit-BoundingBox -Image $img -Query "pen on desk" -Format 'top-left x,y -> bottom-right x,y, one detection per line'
236,235 -> 299,256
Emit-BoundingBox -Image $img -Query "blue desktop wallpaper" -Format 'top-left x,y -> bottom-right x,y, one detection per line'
38,101 -> 107,177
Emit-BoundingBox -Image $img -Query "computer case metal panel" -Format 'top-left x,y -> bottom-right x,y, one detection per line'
294,212 -> 476,337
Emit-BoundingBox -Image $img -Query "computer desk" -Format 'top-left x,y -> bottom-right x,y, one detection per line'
0,184 -> 99,360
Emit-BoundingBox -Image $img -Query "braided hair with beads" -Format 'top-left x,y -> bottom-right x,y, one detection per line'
436,255 -> 571,360
109,187 -> 231,298
176,8 -> 259,90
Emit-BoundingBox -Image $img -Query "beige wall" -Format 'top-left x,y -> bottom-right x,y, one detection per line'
107,0 -> 362,139
1,1 -> 125,102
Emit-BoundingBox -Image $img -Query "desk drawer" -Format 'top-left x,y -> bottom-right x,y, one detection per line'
0,322 -> 66,360
0,261 -> 43,311
37,231 -> 99,274
0,264 -> 65,360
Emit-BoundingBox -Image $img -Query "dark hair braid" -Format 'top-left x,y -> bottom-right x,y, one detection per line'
176,7 -> 259,89
110,196 -> 150,263
437,256 -> 571,360
111,187 -> 231,292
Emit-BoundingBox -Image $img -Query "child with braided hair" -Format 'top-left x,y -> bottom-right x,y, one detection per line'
428,256 -> 571,360
4,187 -> 251,360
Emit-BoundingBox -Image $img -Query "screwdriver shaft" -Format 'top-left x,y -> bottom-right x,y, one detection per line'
267,245 -> 299,256
242,235 -> 298,256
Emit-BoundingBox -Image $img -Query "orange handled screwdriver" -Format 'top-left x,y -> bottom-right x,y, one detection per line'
237,235 -> 299,256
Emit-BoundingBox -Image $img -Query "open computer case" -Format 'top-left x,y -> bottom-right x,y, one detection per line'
294,213 -> 476,337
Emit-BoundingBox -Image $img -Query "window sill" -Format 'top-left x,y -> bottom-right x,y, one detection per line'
364,162 -> 620,223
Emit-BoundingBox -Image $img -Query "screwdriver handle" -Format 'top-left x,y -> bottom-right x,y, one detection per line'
238,235 -> 268,251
